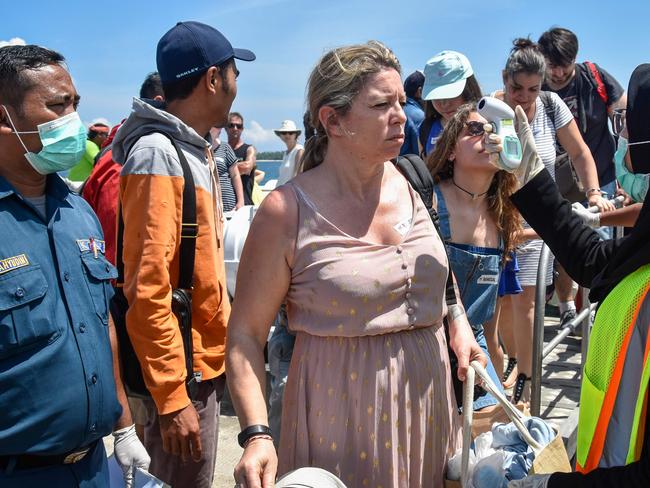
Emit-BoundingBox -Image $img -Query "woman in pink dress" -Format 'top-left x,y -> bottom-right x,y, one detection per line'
226,41 -> 486,488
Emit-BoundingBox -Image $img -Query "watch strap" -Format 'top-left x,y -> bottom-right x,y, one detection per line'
238,424 -> 272,448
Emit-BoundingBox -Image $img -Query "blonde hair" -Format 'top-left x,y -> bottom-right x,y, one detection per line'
427,103 -> 522,259
301,41 -> 401,172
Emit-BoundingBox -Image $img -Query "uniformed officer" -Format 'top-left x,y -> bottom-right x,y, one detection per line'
0,45 -> 150,487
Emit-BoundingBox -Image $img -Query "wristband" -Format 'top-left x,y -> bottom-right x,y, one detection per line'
585,188 -> 604,197
238,424 -> 272,448
243,434 -> 273,448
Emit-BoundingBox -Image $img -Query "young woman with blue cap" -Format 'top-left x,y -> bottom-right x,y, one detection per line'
418,50 -> 483,158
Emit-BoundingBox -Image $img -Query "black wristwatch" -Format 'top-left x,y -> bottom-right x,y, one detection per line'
238,424 -> 273,448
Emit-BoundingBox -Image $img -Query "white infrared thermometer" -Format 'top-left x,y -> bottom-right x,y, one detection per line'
477,96 -> 522,171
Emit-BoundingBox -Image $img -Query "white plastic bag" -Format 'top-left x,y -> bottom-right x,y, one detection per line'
447,431 -> 498,487
472,451 -> 507,488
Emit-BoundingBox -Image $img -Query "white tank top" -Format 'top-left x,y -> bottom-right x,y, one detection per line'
277,144 -> 304,185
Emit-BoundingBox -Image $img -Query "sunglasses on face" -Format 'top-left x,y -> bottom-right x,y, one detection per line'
464,120 -> 486,137
228,123 -> 243,130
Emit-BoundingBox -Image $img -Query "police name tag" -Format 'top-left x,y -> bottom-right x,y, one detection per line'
477,274 -> 499,285
394,218 -> 412,236
0,254 -> 29,275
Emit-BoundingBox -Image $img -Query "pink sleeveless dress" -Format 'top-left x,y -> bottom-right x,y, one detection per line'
278,181 -> 461,487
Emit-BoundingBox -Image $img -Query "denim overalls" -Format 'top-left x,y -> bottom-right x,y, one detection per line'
435,186 -> 504,409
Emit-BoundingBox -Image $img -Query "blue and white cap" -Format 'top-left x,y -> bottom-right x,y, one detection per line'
422,50 -> 473,101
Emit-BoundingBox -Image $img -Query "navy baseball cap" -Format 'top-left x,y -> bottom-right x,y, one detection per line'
157,21 -> 256,84
403,71 -> 425,98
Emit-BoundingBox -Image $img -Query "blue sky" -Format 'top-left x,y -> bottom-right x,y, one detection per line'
2,0 -> 647,151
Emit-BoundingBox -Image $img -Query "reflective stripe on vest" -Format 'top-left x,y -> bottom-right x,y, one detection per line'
577,264 -> 650,472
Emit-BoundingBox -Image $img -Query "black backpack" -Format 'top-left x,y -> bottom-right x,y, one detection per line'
392,154 -> 457,307
394,154 -> 466,407
539,91 -> 585,203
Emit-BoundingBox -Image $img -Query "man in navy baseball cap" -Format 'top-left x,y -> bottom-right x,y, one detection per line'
109,21 -> 255,488
157,21 -> 255,85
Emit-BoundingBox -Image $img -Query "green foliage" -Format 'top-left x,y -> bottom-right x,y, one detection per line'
257,151 -> 284,160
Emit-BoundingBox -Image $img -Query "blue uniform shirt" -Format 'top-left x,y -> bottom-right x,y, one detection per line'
0,174 -> 121,456
399,97 -> 425,156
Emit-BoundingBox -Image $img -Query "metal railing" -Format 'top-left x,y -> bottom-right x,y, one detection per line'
530,196 -> 624,416
529,197 -> 624,458
531,244 -> 596,417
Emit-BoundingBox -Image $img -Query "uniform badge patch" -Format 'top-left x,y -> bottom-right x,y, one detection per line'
76,239 -> 106,255
0,254 -> 30,274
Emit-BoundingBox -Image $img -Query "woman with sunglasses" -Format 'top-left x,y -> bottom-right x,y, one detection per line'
428,103 -> 522,413
493,38 -> 614,403
274,120 -> 304,186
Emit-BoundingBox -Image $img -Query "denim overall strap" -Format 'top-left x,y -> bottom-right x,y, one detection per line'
433,185 -> 504,410
433,185 -> 451,241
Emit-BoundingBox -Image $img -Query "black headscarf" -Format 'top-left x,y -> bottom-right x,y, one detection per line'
589,64 -> 650,302
627,63 -> 650,173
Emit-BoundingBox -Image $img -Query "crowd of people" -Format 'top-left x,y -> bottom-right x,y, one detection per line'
0,18 -> 648,488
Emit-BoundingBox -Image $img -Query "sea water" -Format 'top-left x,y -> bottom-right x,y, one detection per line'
256,160 -> 281,185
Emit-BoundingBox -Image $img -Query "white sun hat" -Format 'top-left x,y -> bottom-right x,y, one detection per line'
274,119 -> 302,136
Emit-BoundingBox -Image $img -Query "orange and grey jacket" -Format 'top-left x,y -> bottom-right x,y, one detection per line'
112,98 -> 230,414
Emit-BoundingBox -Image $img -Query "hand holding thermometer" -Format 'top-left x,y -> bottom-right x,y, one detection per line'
477,96 -> 523,171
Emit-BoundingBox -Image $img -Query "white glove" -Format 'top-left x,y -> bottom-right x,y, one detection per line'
513,105 -> 545,187
571,202 -> 601,228
113,424 -> 151,488
483,124 -> 503,168
508,473 -> 552,488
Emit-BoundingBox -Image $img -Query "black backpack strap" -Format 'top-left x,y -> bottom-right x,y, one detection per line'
539,91 -> 556,129
540,91 -> 568,155
173,137 -> 197,291
115,130 -> 197,395
116,131 -> 197,288
394,154 -> 436,222
583,61 -> 609,105
393,155 -> 457,307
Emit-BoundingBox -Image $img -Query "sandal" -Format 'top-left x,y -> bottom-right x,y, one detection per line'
511,373 -> 531,404
502,358 -> 517,387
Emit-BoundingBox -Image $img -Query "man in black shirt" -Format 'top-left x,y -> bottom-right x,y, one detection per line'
538,27 -> 627,326
226,111 -> 257,205
538,27 -> 627,193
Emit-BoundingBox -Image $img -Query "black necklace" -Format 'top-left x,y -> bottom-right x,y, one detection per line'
452,179 -> 489,200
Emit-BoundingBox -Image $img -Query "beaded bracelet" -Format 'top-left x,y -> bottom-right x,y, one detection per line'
243,434 -> 273,448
